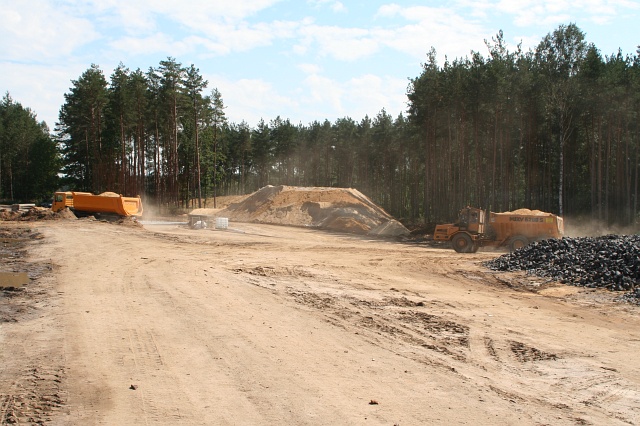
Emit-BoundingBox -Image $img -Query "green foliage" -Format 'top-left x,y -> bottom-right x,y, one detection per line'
0,93 -> 59,202
58,64 -> 109,192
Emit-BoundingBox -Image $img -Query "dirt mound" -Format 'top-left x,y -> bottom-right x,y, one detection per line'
0,207 -> 77,221
115,216 -> 143,228
214,185 -> 409,237
0,209 -> 20,221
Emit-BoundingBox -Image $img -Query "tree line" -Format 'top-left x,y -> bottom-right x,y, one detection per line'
408,24 -> 640,226
1,24 -> 639,227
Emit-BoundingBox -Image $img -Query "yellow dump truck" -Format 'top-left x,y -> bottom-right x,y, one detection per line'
52,191 -> 143,218
434,206 -> 564,253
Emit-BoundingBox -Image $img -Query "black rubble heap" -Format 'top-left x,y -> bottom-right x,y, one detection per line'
484,235 -> 640,293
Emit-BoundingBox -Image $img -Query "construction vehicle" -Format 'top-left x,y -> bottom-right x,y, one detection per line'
434,206 -> 564,253
51,191 -> 143,218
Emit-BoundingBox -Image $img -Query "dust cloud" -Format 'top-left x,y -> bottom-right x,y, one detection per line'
564,215 -> 640,237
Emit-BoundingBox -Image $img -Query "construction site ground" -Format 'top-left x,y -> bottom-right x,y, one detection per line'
1,220 -> 639,425
1,188 -> 639,425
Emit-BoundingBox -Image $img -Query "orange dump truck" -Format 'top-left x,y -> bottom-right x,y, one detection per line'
52,191 -> 143,218
434,206 -> 564,253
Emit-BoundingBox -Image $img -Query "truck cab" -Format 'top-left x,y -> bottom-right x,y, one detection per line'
52,191 -> 77,212
434,206 -> 485,253
456,207 -> 485,235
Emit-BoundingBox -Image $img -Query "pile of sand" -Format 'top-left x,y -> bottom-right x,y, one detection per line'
193,185 -> 409,237
501,209 -> 551,216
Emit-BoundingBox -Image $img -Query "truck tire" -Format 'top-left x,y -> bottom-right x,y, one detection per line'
452,233 -> 473,253
509,236 -> 529,252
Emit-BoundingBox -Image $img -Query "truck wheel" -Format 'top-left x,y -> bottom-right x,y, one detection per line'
452,233 -> 473,253
509,236 -> 529,251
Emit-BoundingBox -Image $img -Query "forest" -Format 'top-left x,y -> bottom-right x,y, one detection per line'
1,24 -> 639,227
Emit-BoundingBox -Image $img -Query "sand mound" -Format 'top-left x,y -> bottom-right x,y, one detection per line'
501,209 -> 550,216
55,208 -> 78,220
206,185 -> 409,237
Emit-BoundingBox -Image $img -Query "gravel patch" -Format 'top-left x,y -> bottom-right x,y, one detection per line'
484,235 -> 640,301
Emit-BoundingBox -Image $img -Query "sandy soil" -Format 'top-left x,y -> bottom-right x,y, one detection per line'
1,218 -> 639,425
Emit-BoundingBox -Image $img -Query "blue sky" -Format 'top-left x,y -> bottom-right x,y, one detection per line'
1,0 -> 638,130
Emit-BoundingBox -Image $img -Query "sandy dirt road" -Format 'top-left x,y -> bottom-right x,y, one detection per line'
1,219 -> 639,425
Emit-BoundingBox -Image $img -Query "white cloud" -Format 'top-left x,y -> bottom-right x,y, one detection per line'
372,6 -> 489,61
297,63 -> 322,74
343,74 -> 408,118
0,2 -> 99,61
1,61 -> 91,128
291,4 -> 494,64
108,33 -> 203,57
0,0 -> 294,63
204,69 -> 407,127
103,0 -> 284,26
303,74 -> 345,111
458,0 -> 493,19
104,12 -> 301,59
220,20 -> 299,51
308,0 -> 346,13
207,75 -> 298,126
331,2 -> 347,13
91,2 -> 158,35
296,72 -> 407,122
505,3 -> 571,27
297,25 -> 379,61
491,0 -> 638,27
375,3 -> 403,18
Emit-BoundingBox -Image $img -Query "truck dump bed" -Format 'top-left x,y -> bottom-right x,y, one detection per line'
53,192 -> 143,217
489,209 -> 563,244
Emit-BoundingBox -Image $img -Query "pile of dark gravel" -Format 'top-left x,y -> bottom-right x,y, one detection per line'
484,235 -> 640,294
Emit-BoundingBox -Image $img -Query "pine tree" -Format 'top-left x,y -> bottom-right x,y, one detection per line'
58,64 -> 109,192
183,64 -> 208,208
